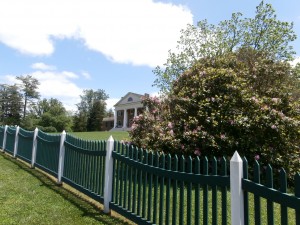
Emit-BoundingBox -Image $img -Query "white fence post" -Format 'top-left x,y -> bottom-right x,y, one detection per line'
13,126 -> 20,157
2,125 -> 8,151
31,128 -> 38,168
103,135 -> 114,214
230,151 -> 244,225
57,130 -> 66,184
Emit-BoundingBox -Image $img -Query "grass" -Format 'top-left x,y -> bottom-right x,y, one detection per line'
0,152 -> 131,225
69,131 -> 129,141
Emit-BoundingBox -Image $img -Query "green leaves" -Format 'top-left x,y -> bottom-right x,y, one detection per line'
154,1 -> 297,93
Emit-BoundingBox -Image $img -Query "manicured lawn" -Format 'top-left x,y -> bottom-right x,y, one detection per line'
69,131 -> 129,141
0,153 -> 131,225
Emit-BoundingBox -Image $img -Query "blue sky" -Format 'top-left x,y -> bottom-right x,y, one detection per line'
0,0 -> 300,111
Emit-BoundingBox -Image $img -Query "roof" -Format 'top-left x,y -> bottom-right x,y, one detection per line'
114,92 -> 145,107
103,117 -> 114,121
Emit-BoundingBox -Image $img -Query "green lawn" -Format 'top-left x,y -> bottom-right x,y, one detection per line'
0,152 -> 131,225
69,131 -> 129,141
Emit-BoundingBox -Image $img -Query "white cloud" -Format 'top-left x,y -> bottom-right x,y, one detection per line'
31,62 -> 56,71
81,71 -> 91,80
0,0 -> 193,67
290,57 -> 300,67
1,70 -> 83,112
106,98 -> 120,111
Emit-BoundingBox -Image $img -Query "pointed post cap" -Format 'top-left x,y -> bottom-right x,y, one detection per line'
108,135 -> 114,142
231,151 -> 242,162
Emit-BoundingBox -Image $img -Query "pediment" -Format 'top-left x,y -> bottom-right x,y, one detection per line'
114,92 -> 144,107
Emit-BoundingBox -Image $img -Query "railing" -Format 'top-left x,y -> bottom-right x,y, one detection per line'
35,129 -> 61,177
0,125 -> 299,225
16,127 -> 34,164
110,141 -> 230,225
4,126 -> 16,155
62,134 -> 107,203
242,158 -> 300,225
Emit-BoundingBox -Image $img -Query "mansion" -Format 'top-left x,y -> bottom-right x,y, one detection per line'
102,92 -> 147,131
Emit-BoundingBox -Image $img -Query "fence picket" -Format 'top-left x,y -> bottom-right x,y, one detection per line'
295,173 -> 300,225
132,147 -> 139,214
123,145 -> 129,209
212,157 -> 218,225
147,151 -> 154,222
137,148 -> 143,216
203,157 -> 208,225
280,169 -> 288,225
243,157 -> 249,225
187,156 -> 192,225
195,156 -> 201,225
172,155 -> 178,225
153,152 -> 159,224
221,157 -> 227,225
128,145 -> 134,211
254,160 -> 261,225
179,155 -> 185,225
266,164 -> 274,225
142,150 -> 148,219
159,153 -> 165,225
165,154 -> 171,225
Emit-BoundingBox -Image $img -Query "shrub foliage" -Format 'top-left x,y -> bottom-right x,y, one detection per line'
130,50 -> 300,177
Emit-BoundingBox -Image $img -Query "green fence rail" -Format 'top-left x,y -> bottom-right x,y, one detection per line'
110,141 -> 230,225
243,158 -> 300,225
0,126 -> 5,148
35,130 -> 61,177
4,126 -> 16,155
16,127 -> 34,164
62,134 -> 106,203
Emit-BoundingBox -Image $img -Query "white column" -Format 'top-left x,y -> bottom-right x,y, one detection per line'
230,151 -> 244,225
2,125 -> 8,151
57,130 -> 66,184
114,109 -> 117,128
123,109 -> 127,128
13,126 -> 20,157
134,107 -> 138,117
104,136 -> 114,214
31,127 -> 38,168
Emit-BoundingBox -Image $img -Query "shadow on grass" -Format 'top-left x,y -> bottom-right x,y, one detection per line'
0,152 -> 132,225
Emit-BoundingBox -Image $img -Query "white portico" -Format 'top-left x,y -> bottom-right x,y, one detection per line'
111,92 -> 146,131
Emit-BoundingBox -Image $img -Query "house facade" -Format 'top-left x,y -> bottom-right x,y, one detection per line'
101,116 -> 114,131
111,92 -> 146,131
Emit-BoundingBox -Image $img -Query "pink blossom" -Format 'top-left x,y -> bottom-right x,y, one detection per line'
254,155 -> 260,160
152,109 -> 158,114
181,145 -> 185,150
251,96 -> 259,104
220,134 -> 226,140
271,98 -> 280,104
271,125 -> 277,129
194,148 -> 201,156
168,122 -> 173,129
169,129 -> 174,136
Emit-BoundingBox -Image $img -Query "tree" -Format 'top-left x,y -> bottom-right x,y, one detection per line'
87,100 -> 106,131
153,1 -> 297,93
23,98 -> 73,132
0,84 -> 23,125
73,89 -> 109,131
16,75 -> 40,118
130,51 -> 300,179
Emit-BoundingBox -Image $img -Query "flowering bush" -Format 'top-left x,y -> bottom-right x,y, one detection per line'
129,50 -> 300,178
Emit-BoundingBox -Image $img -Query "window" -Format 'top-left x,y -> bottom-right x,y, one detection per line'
128,97 -> 133,102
